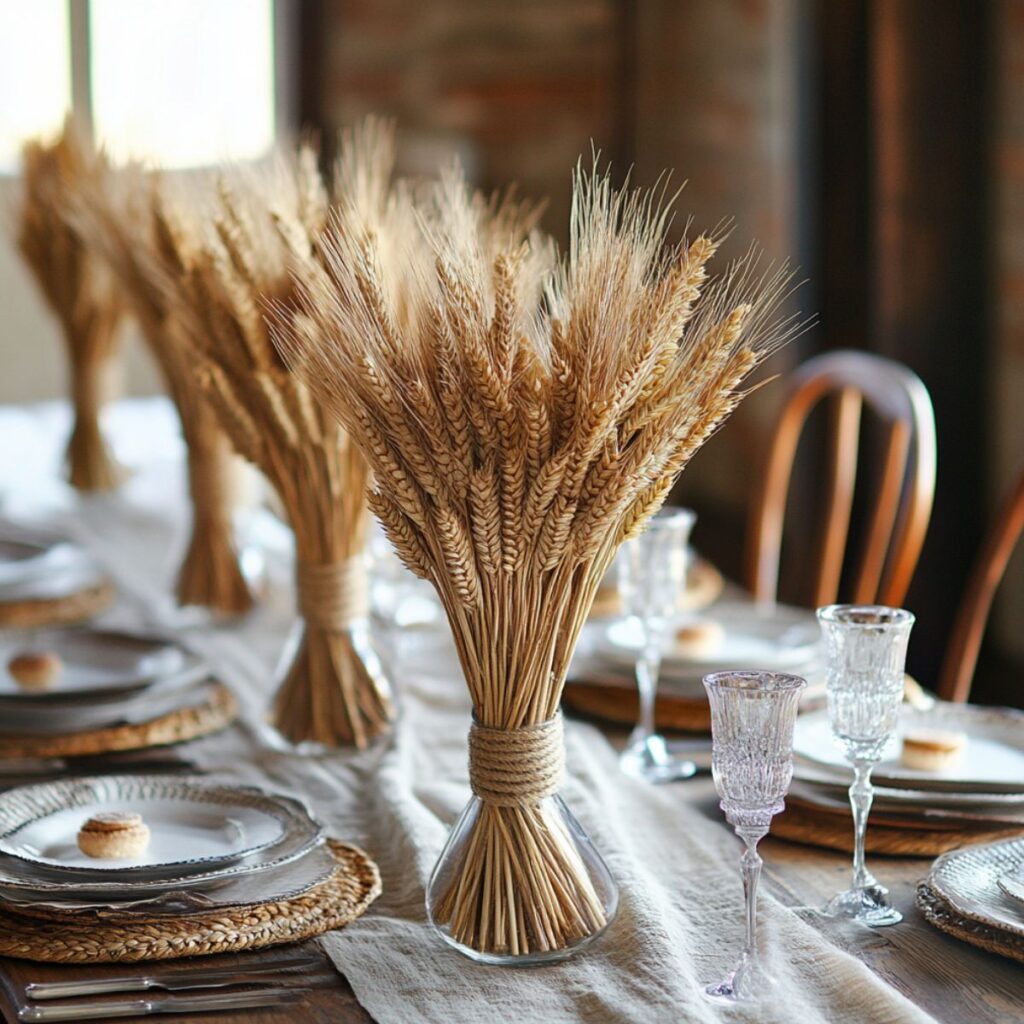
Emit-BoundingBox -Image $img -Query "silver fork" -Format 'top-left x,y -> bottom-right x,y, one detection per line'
18,986 -> 311,1021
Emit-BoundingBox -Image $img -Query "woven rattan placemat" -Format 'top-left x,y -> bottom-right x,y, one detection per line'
0,580 -> 114,629
772,797 -> 1024,856
0,681 -> 237,758
0,839 -> 381,963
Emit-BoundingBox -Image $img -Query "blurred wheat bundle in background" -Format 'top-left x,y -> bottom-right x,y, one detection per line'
70,161 -> 254,616
277,157 -> 800,958
17,119 -> 127,492
148,131 -> 393,750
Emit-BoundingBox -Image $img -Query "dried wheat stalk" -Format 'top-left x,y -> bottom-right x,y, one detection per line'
145,134 -> 393,749
17,120 -> 126,491
276,156 -> 802,957
70,164 -> 253,615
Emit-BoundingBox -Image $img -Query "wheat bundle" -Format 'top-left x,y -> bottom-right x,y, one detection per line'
71,165 -> 253,615
276,157 -> 801,958
146,137 -> 393,750
17,121 -> 126,491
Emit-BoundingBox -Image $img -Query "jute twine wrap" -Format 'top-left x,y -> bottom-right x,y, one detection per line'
469,714 -> 565,807
296,558 -> 369,630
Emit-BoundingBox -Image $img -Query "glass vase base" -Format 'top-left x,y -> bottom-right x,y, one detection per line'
253,718 -> 392,758
822,885 -> 903,927
619,735 -> 697,784
433,919 -> 611,967
704,954 -> 775,1003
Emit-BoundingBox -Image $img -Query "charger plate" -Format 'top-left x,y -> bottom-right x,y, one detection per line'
0,680 -> 236,758
0,580 -> 114,629
917,884 -> 1024,965
0,839 -> 381,963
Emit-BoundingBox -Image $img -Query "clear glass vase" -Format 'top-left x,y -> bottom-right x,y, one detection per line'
425,792 -> 618,966
264,616 -> 394,755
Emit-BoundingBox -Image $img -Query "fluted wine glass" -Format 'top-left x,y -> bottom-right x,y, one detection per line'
617,507 -> 696,783
817,604 -> 915,927
703,670 -> 806,1003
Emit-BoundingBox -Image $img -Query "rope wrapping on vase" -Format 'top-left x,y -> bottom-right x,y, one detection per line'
296,558 -> 370,631
468,713 -> 566,807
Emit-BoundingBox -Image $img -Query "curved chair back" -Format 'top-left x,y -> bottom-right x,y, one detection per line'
746,350 -> 936,607
938,468 -> 1024,702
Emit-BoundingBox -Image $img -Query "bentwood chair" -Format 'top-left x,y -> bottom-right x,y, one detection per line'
938,467 -> 1024,703
745,350 -> 937,608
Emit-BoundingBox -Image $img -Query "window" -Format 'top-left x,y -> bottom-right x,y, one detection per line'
0,0 -> 284,173
0,1 -> 71,173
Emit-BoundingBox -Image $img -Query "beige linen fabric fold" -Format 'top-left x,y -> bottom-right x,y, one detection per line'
11,399 -> 939,1024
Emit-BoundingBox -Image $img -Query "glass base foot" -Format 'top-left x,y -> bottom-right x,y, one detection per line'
704,955 -> 775,1003
822,885 -> 903,927
619,734 -> 696,783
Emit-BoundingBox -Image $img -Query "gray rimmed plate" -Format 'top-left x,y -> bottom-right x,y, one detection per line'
0,630 -> 198,703
0,777 -> 323,887
927,836 -> 1024,936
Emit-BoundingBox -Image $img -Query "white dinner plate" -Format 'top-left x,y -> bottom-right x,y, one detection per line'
599,599 -> 822,675
794,703 -> 1024,793
0,630 -> 192,701
0,777 -> 318,880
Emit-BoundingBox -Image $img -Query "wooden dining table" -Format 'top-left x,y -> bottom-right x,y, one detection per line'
0,401 -> 1021,1024
0,767 -> 1019,1024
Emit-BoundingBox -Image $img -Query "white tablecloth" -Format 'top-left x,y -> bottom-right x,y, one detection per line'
0,399 -> 938,1024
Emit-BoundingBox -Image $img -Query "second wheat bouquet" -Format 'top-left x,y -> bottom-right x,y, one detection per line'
276,159 -> 799,962
71,164 -> 254,615
148,136 -> 394,750
17,121 -> 126,492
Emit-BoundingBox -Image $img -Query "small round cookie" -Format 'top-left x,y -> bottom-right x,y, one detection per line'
77,811 -> 151,859
900,729 -> 967,772
7,652 -> 62,691
674,619 -> 725,659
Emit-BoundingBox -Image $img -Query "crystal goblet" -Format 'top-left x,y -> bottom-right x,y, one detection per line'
817,604 -> 915,927
703,670 -> 806,1002
617,507 -> 696,783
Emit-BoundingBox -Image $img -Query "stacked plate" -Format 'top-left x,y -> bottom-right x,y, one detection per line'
919,836 -> 1024,963
0,536 -> 109,621
789,701 -> 1024,844
0,776 -> 330,914
564,598 -> 823,730
0,628 -> 216,737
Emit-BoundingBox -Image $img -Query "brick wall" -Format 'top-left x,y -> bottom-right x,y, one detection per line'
318,0 -> 804,542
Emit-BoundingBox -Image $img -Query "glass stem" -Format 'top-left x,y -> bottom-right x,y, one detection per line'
738,830 -> 764,963
635,623 -> 663,741
849,760 -> 875,890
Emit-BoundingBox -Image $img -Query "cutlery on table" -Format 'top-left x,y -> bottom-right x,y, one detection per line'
24,953 -> 324,1000
18,986 -> 311,1021
0,756 -> 200,779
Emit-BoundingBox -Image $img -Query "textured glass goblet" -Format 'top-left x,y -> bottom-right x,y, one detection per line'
703,671 -> 806,1003
617,507 -> 696,783
818,604 -> 915,927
